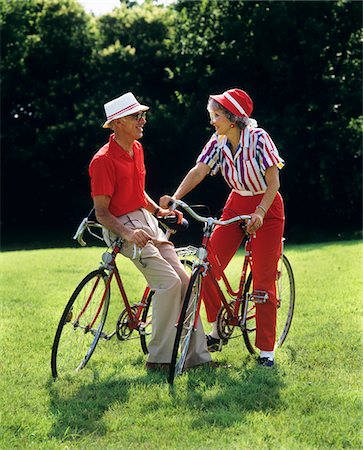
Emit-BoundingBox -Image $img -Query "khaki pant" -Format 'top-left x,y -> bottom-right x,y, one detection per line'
104,209 -> 211,366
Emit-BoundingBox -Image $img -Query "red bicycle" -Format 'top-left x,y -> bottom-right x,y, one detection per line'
51,211 -> 195,379
168,200 -> 295,384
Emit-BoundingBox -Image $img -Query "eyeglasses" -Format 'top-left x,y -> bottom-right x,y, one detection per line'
129,111 -> 147,121
209,111 -> 221,121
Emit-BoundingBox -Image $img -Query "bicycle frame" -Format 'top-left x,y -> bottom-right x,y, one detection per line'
81,240 -> 151,341
72,215 -> 196,341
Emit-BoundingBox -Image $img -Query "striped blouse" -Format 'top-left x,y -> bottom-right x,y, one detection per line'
196,126 -> 285,194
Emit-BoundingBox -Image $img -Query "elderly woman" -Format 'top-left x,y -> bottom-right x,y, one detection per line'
160,88 -> 285,367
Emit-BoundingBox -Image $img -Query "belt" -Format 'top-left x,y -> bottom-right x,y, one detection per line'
232,189 -> 265,197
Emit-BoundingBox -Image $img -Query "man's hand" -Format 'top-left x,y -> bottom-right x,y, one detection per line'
124,228 -> 153,247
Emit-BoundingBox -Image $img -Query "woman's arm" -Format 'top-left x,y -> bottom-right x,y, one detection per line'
246,165 -> 280,234
144,191 -> 182,221
159,162 -> 210,208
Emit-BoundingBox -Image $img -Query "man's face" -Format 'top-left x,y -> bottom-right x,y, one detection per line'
113,111 -> 147,139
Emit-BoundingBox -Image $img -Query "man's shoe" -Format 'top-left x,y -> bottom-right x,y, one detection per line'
206,334 -> 228,353
183,360 -> 213,371
145,362 -> 170,372
257,356 -> 275,367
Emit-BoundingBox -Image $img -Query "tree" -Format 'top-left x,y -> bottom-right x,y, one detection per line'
166,0 -> 362,237
1,0 -> 100,233
1,0 -> 361,246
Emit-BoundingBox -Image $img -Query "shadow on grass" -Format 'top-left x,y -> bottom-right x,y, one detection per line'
47,368 -> 168,441
47,354 -> 285,440
171,355 -> 286,428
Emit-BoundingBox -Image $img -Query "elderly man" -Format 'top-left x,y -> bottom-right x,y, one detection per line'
89,92 -> 211,371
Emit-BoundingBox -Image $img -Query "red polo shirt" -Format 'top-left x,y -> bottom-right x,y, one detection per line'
89,134 -> 147,216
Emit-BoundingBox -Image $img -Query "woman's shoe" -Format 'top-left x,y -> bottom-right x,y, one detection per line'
257,356 -> 274,367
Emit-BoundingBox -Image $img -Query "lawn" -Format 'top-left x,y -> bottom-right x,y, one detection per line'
0,240 -> 362,449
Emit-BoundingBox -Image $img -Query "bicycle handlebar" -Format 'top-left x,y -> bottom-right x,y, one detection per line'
73,218 -> 103,247
73,214 -> 189,247
170,199 -> 251,226
73,201 -> 249,248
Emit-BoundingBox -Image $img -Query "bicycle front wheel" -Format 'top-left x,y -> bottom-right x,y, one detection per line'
169,265 -> 203,385
242,254 -> 295,355
51,269 -> 110,378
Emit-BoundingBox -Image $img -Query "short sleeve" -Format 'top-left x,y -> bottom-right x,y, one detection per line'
196,134 -> 221,176
257,131 -> 285,174
89,155 -> 116,198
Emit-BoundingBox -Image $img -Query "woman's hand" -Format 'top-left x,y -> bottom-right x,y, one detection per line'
156,201 -> 183,224
246,212 -> 264,235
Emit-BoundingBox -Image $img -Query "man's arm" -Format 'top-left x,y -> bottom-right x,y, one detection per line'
93,195 -> 152,247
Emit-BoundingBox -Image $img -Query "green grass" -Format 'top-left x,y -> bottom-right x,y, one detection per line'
0,241 -> 362,449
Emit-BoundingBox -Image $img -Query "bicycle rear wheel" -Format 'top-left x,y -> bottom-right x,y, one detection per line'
242,254 -> 295,355
140,290 -> 153,354
51,269 -> 110,378
168,265 -> 202,385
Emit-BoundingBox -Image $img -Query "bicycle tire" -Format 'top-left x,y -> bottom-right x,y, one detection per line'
168,265 -> 203,385
51,269 -> 110,378
140,290 -> 154,354
139,260 -> 193,356
242,254 -> 295,355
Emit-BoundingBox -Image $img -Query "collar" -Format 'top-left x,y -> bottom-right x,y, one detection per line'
240,126 -> 251,149
108,133 -> 136,160
218,128 -> 251,161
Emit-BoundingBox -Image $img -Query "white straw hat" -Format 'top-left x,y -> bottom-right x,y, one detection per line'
102,92 -> 149,128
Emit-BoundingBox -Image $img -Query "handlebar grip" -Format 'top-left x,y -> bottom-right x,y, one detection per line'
158,215 -> 189,231
73,217 -> 88,246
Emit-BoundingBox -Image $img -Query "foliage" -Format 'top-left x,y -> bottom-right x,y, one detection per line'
168,0 -> 362,234
1,0 -> 362,246
0,242 -> 362,448
1,0 -> 100,228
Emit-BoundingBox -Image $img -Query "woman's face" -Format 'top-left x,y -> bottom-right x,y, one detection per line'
208,107 -> 232,136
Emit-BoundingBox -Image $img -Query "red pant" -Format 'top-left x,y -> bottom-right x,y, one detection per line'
201,191 -> 285,351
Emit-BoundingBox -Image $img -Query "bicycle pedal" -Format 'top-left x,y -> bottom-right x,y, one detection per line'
99,331 -> 110,340
206,334 -> 227,352
248,290 -> 268,304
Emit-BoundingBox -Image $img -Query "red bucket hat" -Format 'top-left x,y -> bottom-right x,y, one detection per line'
210,88 -> 253,118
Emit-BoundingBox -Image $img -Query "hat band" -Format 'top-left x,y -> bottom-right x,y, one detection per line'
224,92 -> 247,117
107,102 -> 139,121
